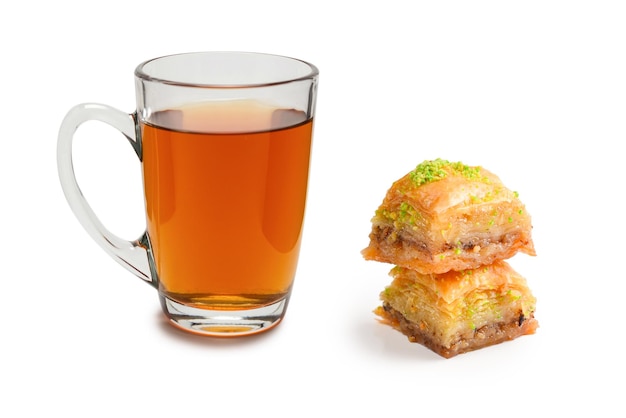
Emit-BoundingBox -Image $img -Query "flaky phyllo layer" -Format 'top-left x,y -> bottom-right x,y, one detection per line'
378,261 -> 536,349
362,159 -> 535,274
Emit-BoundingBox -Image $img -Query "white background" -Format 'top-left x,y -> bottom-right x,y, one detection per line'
2,1 -> 625,416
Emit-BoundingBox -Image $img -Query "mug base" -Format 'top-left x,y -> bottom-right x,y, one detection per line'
159,295 -> 288,337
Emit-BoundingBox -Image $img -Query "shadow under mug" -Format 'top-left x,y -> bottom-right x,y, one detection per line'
57,51 -> 319,337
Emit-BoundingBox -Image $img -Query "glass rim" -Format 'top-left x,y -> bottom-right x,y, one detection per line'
134,51 -> 319,89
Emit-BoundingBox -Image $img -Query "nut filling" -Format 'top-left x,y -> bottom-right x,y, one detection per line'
380,302 -> 539,359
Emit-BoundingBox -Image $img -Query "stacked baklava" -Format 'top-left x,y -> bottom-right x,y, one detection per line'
362,159 -> 538,358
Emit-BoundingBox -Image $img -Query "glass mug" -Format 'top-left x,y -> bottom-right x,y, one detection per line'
57,52 -> 319,337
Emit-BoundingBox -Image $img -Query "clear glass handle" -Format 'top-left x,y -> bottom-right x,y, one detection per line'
57,103 -> 154,284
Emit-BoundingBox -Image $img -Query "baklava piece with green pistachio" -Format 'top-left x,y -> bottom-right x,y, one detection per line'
375,260 -> 538,358
362,159 -> 535,274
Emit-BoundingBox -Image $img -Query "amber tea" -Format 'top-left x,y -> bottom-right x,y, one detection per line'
141,101 -> 313,310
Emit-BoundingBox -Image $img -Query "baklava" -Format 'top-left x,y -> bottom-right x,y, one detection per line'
376,261 -> 538,358
362,159 -> 535,274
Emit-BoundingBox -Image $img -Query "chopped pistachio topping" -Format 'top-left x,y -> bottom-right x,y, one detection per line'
376,202 -> 422,226
408,158 -> 485,187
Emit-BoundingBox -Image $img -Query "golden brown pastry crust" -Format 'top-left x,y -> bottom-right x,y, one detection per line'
362,159 -> 535,274
376,261 -> 538,358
